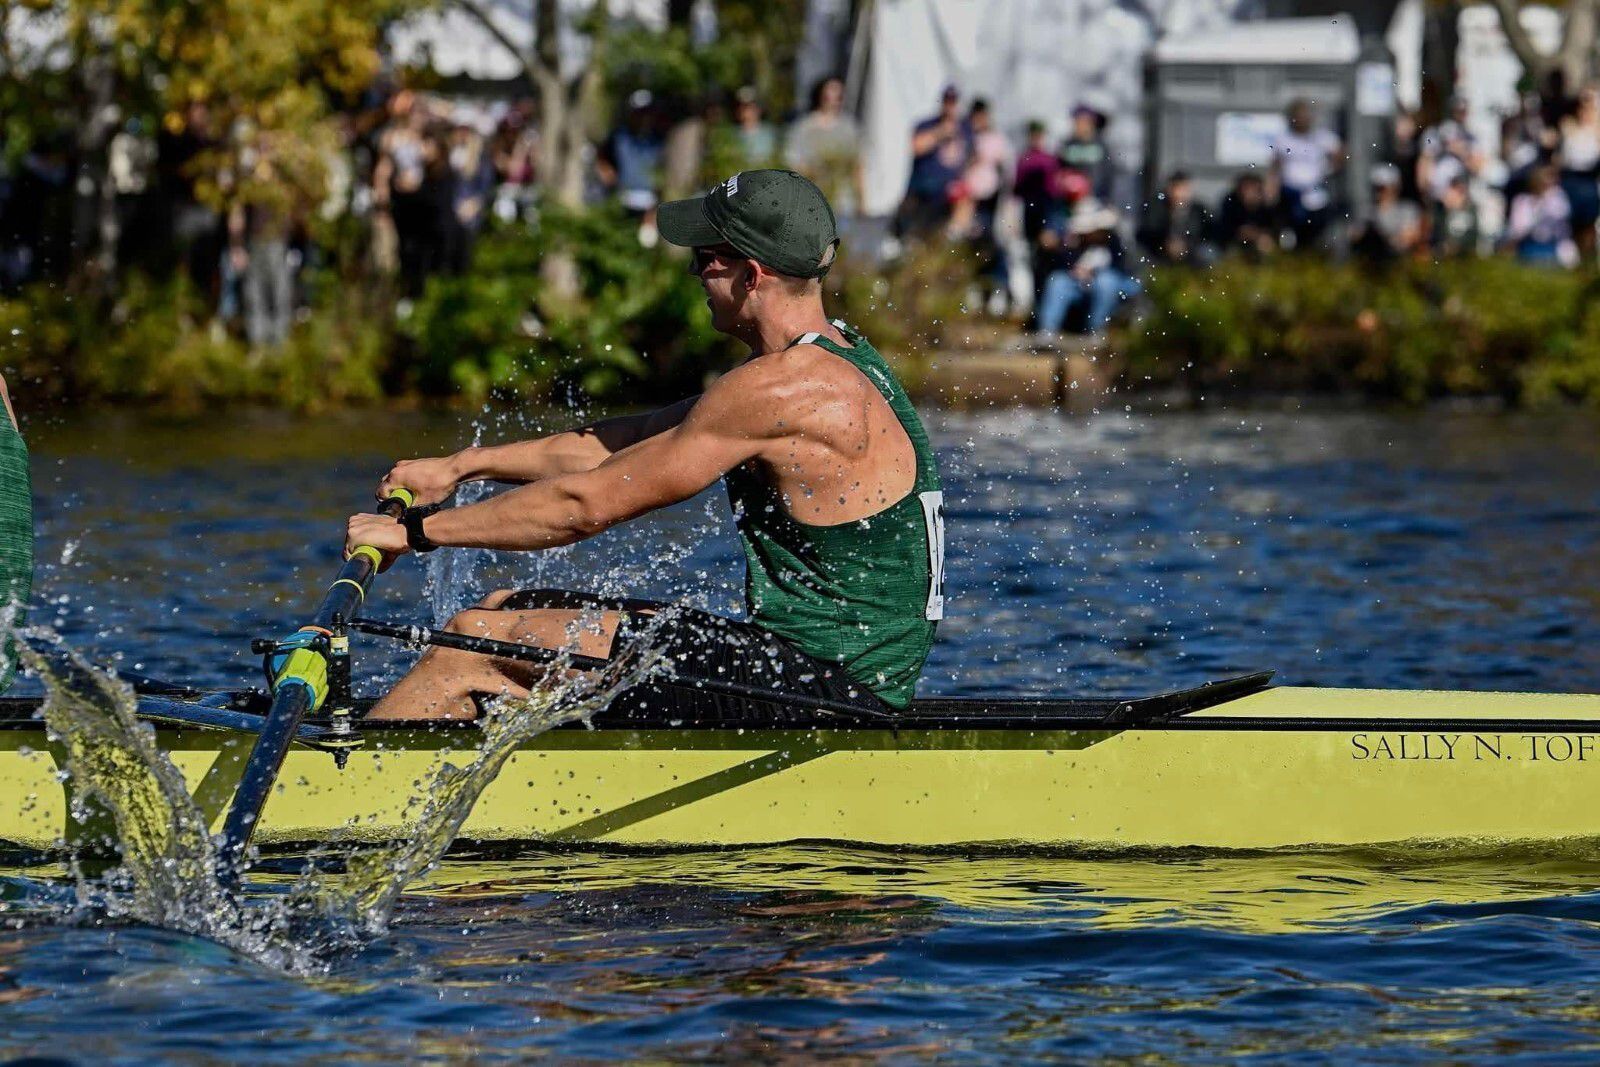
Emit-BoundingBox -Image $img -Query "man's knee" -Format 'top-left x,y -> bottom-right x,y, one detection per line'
445,607 -> 501,636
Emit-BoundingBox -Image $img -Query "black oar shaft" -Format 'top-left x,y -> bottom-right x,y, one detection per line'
217,494 -> 411,878
347,617 -> 897,723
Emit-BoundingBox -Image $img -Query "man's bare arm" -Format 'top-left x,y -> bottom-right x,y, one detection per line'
378,395 -> 698,503
408,376 -> 769,552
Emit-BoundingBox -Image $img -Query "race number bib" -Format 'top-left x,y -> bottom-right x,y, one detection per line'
920,490 -> 946,621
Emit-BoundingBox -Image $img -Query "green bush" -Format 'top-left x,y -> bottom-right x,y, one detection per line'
0,272 -> 393,412
1124,257 -> 1600,406
399,207 -> 739,403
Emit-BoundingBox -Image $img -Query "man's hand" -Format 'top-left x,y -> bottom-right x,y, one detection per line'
346,511 -> 412,572
378,456 -> 462,507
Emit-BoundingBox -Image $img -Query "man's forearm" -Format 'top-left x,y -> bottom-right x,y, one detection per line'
422,476 -> 599,551
450,411 -> 663,485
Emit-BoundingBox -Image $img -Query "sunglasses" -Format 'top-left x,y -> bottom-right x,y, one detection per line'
692,245 -> 747,274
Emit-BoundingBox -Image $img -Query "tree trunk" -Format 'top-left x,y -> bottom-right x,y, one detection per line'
456,0 -> 608,302
1556,0 -> 1599,88
1419,1 -> 1461,124
76,54 -> 121,293
1488,0 -> 1598,90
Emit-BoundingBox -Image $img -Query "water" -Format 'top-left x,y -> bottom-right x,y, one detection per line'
4,405 -> 1600,1059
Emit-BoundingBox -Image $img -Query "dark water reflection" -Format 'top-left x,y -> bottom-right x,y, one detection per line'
6,405 -> 1600,1060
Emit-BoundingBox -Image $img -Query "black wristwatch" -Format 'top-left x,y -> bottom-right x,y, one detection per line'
401,502 -> 443,553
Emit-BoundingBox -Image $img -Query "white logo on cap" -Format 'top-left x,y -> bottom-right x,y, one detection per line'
724,174 -> 740,197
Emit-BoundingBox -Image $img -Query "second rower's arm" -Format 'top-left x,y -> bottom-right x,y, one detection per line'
380,396 -> 698,504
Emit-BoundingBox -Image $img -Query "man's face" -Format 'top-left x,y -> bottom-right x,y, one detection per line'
1168,179 -> 1191,205
1073,113 -> 1095,139
692,243 -> 753,332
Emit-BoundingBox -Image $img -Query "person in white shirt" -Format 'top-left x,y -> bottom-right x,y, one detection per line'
1271,99 -> 1344,249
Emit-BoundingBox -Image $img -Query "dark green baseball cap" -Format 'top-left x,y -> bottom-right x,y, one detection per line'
657,169 -> 840,278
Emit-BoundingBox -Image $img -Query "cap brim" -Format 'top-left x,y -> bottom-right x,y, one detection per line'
657,197 -> 725,248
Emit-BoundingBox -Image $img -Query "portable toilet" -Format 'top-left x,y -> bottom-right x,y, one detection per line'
1144,16 -> 1396,226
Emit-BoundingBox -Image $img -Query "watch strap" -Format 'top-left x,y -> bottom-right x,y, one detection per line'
402,502 -> 443,553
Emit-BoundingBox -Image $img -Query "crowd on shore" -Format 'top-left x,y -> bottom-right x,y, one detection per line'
4,71 -> 1600,346
893,78 -> 1600,338
0,76 -> 863,347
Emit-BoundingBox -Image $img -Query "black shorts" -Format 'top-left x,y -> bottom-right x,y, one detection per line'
497,588 -> 891,725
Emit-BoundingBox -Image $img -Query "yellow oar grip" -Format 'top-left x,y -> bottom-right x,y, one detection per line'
387,487 -> 417,510
349,545 -> 383,569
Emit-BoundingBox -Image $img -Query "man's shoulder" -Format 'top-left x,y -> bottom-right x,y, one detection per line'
702,339 -> 871,413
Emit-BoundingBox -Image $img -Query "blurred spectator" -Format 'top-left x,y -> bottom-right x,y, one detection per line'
730,86 -> 780,168
0,135 -> 71,289
1351,164 -> 1423,262
1013,120 -> 1061,244
950,99 -> 1010,238
1137,171 -> 1215,266
598,90 -> 665,218
785,76 -> 863,215
450,120 -> 496,270
894,84 -> 970,238
1556,85 -> 1600,261
1034,199 -> 1140,338
489,101 -> 539,221
154,102 -> 221,290
1060,104 -> 1113,201
373,92 -> 432,291
1500,92 -> 1552,202
1418,97 -> 1486,204
1503,164 -> 1575,265
230,138 -> 298,347
1430,174 -> 1481,258
1272,99 -> 1343,249
1388,111 -> 1425,205
956,99 -> 1012,313
1213,172 -> 1278,256
662,94 -> 723,202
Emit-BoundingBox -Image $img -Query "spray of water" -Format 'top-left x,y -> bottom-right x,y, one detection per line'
17,612 -> 672,974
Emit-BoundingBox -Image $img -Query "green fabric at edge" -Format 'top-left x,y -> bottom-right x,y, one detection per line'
0,409 -> 31,692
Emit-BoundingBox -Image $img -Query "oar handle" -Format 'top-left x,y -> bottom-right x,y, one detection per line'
345,489 -> 415,572
218,487 -> 418,880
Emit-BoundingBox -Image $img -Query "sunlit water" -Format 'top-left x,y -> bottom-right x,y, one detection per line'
3,405 -> 1599,1059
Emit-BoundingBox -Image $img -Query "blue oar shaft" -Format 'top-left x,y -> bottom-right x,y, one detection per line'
216,493 -> 411,878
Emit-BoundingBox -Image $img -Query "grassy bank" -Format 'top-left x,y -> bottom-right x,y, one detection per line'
10,218 -> 1600,411
1123,257 -> 1600,407
2,208 -> 973,413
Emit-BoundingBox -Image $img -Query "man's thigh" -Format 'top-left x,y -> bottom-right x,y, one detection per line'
448,605 -> 629,660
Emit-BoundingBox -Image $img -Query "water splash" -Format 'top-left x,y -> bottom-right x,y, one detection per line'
295,611 -> 671,932
17,614 -> 671,973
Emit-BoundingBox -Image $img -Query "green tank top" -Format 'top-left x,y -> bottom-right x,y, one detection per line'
725,321 -> 944,708
0,410 -> 31,692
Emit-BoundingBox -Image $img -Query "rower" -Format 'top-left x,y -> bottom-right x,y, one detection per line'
346,169 -> 945,721
0,371 -> 30,693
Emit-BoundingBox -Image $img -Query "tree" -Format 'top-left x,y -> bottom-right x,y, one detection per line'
1486,0 -> 1599,90
452,0 -> 609,300
0,0 -> 406,285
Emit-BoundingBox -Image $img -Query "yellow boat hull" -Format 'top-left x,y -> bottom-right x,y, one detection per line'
8,686 -> 1600,853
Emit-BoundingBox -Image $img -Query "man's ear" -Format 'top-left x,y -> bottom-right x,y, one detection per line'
743,261 -> 762,293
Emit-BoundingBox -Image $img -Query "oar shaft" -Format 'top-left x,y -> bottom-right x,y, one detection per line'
217,492 -> 413,878
347,617 -> 897,723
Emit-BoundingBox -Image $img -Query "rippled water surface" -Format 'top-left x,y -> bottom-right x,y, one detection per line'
5,405 -> 1600,1061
